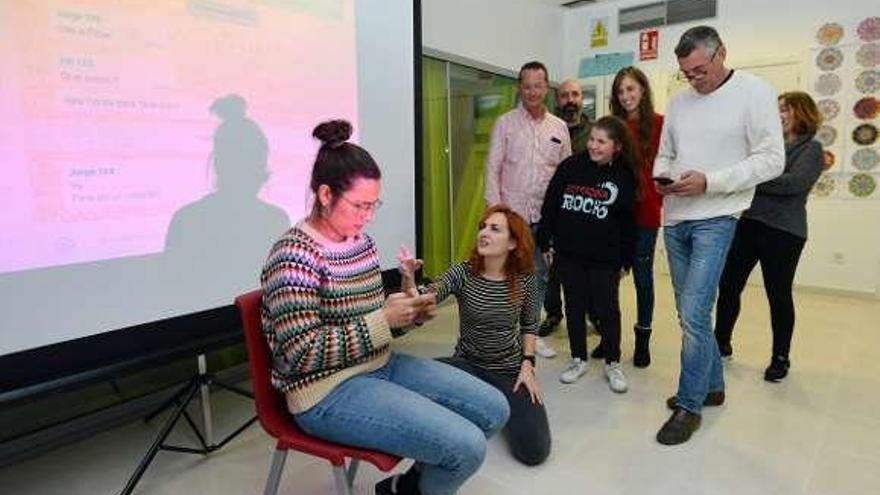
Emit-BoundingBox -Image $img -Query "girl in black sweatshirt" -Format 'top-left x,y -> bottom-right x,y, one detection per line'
537,116 -> 640,393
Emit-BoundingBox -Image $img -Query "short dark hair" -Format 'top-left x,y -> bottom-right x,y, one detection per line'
309,120 -> 381,215
675,25 -> 723,58
518,61 -> 549,84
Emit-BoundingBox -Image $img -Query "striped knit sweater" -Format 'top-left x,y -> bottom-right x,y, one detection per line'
260,222 -> 391,414
426,263 -> 539,374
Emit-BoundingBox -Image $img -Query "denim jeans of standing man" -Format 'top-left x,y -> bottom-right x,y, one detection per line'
296,353 -> 510,495
664,216 -> 737,413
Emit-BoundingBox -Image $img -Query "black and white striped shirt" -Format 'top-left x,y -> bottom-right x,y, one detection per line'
426,263 -> 539,374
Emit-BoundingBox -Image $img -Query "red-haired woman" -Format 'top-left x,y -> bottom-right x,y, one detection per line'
400,205 -> 551,466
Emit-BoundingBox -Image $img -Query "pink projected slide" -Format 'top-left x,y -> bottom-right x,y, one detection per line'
0,0 -> 357,274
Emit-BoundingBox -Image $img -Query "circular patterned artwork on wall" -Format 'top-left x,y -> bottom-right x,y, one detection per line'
853,123 -> 878,146
857,43 -> 880,68
816,125 -> 837,147
822,150 -> 836,170
816,23 -> 844,46
815,73 -> 842,96
855,69 -> 880,93
853,96 -> 879,120
857,17 -> 880,42
816,47 -> 844,71
812,174 -> 836,197
818,99 -> 840,121
852,148 -> 879,171
849,173 -> 877,197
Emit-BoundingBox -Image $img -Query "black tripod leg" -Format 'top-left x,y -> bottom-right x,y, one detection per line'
120,381 -> 200,495
181,409 -> 209,451
143,379 -> 194,423
212,415 -> 259,450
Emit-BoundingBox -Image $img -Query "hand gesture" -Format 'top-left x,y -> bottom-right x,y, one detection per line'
397,244 -> 422,291
383,291 -> 435,328
513,360 -> 543,404
667,170 -> 707,197
409,288 -> 437,326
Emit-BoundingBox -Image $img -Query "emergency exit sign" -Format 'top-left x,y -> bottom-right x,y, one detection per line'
639,29 -> 659,61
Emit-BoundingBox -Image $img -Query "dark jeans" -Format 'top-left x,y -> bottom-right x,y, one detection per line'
558,256 -> 621,362
544,259 -> 563,318
715,217 -> 806,358
632,227 -> 658,328
438,357 -> 551,466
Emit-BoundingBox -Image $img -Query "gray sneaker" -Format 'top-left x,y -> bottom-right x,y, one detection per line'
560,358 -> 587,383
605,361 -> 628,393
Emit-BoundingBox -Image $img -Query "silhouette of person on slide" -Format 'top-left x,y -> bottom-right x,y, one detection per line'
163,95 -> 290,308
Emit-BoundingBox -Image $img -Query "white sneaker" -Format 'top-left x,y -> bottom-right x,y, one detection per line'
535,337 -> 557,358
605,361 -> 628,393
559,358 -> 587,383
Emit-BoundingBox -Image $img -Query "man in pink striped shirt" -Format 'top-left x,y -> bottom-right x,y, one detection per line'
485,61 -> 572,358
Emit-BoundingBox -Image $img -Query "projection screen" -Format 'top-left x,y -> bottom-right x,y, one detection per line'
0,0 -> 417,356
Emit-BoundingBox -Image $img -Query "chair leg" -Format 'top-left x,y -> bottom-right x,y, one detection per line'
332,464 -> 353,495
346,459 -> 360,487
263,449 -> 288,495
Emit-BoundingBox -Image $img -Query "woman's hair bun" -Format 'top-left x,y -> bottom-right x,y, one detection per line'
209,94 -> 247,121
312,119 -> 353,148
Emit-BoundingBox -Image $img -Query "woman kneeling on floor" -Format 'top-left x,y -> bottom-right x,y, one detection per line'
399,205 -> 551,466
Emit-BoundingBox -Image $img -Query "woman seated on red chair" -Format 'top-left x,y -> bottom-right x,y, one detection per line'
260,119 -> 510,495
398,205 -> 551,466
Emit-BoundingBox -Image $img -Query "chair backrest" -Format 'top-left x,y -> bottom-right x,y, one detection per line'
235,289 -> 292,438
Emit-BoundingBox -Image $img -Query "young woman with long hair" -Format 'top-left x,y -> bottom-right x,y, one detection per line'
609,66 -> 664,368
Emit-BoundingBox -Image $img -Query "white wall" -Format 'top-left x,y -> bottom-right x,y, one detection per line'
422,0 -> 565,79
561,0 -> 880,297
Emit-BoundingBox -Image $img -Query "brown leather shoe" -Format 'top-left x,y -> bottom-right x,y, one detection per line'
666,390 -> 725,410
656,408 -> 702,445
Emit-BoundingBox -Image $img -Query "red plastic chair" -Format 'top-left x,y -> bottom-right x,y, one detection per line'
235,289 -> 401,495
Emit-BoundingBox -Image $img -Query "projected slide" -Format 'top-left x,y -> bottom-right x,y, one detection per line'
0,0 -> 357,275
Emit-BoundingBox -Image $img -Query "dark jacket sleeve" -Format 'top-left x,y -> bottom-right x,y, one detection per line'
619,170 -> 637,271
756,139 -> 823,196
537,159 -> 569,252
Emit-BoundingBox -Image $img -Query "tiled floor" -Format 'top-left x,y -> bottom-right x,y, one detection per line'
1,276 -> 878,495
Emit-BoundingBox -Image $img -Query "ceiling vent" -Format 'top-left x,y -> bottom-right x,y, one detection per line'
619,2 -> 666,32
619,0 -> 717,33
666,0 -> 717,24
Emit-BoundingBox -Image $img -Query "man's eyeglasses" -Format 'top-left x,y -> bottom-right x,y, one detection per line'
675,47 -> 720,82
340,195 -> 383,213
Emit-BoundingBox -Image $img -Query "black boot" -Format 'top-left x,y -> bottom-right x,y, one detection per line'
375,464 -> 421,495
633,326 -> 652,368
764,355 -> 790,382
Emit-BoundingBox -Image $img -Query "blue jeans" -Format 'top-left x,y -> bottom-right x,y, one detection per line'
295,353 -> 510,495
633,227 -> 658,328
664,217 -> 737,413
530,224 -> 549,312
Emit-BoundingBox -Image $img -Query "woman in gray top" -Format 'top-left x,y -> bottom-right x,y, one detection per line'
714,91 -> 824,382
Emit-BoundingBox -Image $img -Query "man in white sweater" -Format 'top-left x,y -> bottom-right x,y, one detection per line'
653,26 -> 784,445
